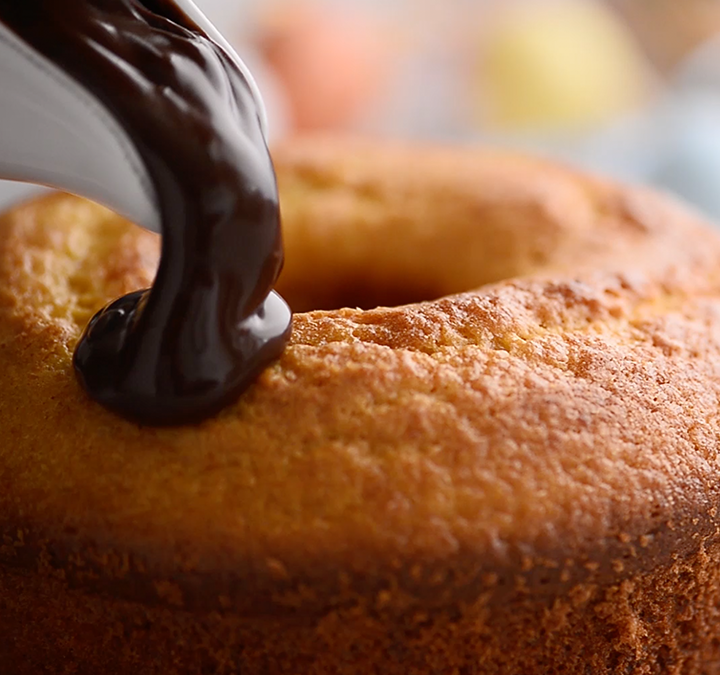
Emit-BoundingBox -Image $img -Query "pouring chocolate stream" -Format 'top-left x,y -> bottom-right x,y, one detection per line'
0,0 -> 292,425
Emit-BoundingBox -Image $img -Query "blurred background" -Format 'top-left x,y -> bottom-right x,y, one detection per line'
4,0 -> 720,220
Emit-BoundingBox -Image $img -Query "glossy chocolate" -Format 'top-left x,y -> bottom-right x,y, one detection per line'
0,0 -> 292,425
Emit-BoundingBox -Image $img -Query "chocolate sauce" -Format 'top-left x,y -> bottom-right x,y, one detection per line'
0,0 -> 292,425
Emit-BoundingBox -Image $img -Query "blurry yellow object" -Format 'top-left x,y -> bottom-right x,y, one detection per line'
480,0 -> 654,132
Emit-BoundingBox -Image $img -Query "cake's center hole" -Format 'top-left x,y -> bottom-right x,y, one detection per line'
278,277 -> 447,313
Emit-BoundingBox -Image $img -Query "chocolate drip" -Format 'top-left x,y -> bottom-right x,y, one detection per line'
0,0 -> 292,425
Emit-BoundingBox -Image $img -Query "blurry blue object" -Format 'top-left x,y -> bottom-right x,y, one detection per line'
652,91 -> 720,223
648,36 -> 720,223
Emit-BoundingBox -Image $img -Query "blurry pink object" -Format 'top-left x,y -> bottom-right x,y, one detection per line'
256,1 -> 392,132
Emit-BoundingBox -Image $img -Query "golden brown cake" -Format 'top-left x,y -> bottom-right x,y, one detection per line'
3,138 -> 720,674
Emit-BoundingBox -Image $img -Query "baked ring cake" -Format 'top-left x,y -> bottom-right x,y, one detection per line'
2,138 -> 720,674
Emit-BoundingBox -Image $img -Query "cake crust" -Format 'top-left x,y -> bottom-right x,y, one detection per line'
2,139 -> 720,673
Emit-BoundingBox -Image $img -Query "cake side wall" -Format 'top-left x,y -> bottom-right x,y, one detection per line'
1,535 -> 720,675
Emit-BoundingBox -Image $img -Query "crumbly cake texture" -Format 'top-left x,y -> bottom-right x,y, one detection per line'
2,139 -> 720,674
